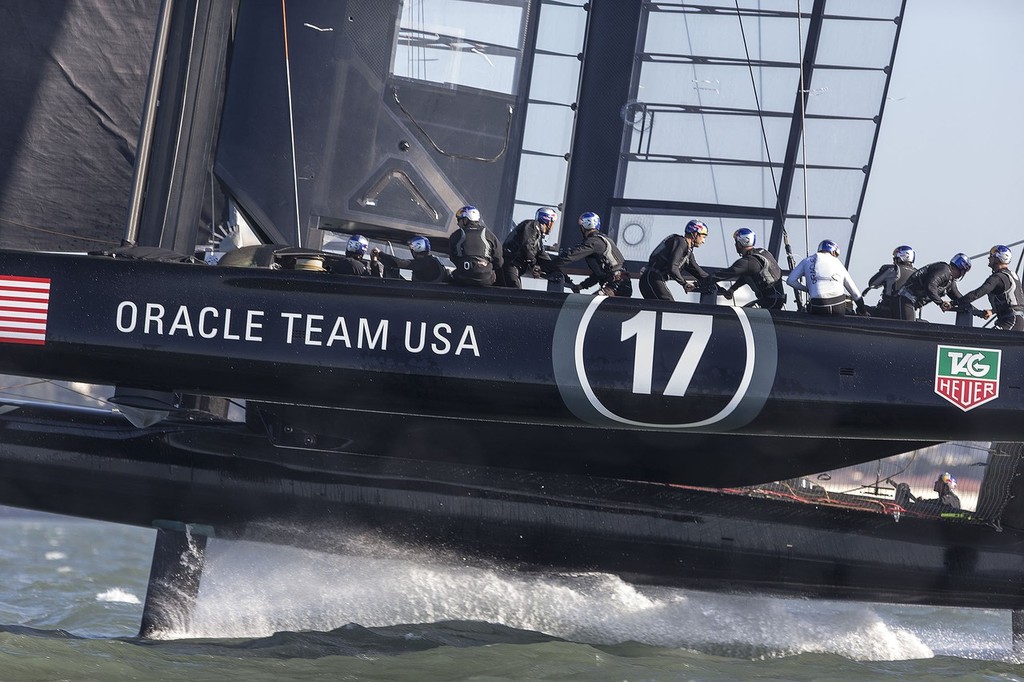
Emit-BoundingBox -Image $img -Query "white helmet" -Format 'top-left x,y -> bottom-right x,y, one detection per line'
892,245 -> 915,264
990,244 -> 1012,265
578,212 -> 601,234
456,205 -> 481,227
409,236 -> 431,254
733,228 -> 756,248
346,234 -> 369,257
535,207 -> 558,225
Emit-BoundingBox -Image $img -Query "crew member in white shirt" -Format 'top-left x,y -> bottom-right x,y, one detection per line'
786,239 -> 869,316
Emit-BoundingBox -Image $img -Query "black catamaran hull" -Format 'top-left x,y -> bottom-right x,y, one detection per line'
0,401 -> 1022,612
0,250 -> 1021,484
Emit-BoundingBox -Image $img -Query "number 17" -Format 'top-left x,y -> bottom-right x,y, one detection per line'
621,311 -> 712,396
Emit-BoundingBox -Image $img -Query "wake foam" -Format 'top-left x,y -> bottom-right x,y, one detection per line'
95,588 -> 141,604
162,535 -> 934,660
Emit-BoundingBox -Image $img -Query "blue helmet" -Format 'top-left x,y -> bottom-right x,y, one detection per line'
578,211 -> 601,234
934,472 -> 957,493
347,234 -> 369,257
535,207 -> 558,226
892,245 -> 915,264
817,239 -> 840,257
409,236 -> 431,255
685,219 -> 709,237
456,205 -> 481,227
949,252 -> 971,278
733,228 -> 756,248
990,244 -> 1012,265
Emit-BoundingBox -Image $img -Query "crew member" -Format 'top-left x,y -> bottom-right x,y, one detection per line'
955,245 -> 1024,331
551,212 -> 632,297
639,219 -> 711,301
786,240 -> 869,316
711,228 -> 786,309
448,205 -> 503,287
377,236 -> 450,283
933,472 -> 961,511
896,253 -> 971,321
332,234 -> 373,276
500,207 -> 557,288
864,245 -> 916,318
366,248 -> 385,278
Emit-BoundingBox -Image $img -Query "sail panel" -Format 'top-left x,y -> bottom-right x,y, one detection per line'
0,1 -> 158,252
563,0 -> 906,273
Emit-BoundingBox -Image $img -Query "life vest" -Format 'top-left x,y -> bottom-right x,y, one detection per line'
503,220 -> 543,264
992,269 -> 1024,315
747,248 -> 782,293
594,234 -> 625,276
647,234 -> 688,276
451,225 -> 497,282
452,225 -> 493,261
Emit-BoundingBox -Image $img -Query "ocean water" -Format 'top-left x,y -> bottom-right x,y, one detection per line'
0,515 -> 1022,681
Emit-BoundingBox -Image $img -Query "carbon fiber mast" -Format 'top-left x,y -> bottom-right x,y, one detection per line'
123,0 -> 237,638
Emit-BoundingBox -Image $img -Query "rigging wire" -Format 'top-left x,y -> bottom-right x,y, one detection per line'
0,217 -> 119,246
281,0 -> 303,247
797,0 -> 810,260
733,0 -> 805,310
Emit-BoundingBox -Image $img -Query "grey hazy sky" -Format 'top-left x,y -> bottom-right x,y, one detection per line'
855,0 -> 1024,320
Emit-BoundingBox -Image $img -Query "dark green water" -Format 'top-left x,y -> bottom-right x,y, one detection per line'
0,516 -> 1021,681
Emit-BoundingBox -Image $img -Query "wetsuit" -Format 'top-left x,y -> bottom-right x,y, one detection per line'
957,269 -> 1024,331
500,219 -> 553,288
554,230 -> 632,297
332,255 -> 370,276
640,234 -> 707,301
366,256 -> 385,279
712,248 -> 786,309
449,222 -> 503,287
377,252 -> 450,283
786,252 -> 865,316
896,262 -> 963,321
865,262 -> 916,319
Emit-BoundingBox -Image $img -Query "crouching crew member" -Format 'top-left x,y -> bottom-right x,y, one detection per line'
449,205 -> 503,287
332,235 -> 374,276
552,212 -> 632,297
377,236 -> 450,283
500,207 -> 557,288
934,472 -> 961,511
786,239 -> 869,316
955,245 -> 1024,331
639,219 -> 711,301
864,245 -> 916,318
896,253 -> 971,321
711,228 -> 786,309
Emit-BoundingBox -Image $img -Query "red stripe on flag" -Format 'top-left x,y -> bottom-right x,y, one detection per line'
0,275 -> 51,345
0,275 -> 51,284
0,335 -> 45,346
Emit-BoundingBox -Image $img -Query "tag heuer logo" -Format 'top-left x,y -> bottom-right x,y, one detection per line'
934,345 -> 1001,411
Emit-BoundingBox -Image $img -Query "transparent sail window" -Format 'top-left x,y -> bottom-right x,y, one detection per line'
510,0 -> 587,243
605,2 -> 902,268
392,0 -> 527,95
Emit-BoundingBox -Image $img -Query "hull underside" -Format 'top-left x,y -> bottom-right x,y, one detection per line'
1,402 -> 1022,611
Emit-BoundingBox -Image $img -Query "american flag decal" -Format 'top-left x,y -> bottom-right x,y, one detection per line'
0,275 -> 51,345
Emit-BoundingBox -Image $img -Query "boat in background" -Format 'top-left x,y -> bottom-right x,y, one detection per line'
5,0 -> 1024,646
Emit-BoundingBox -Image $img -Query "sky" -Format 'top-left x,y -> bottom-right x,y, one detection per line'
854,0 -> 1024,320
